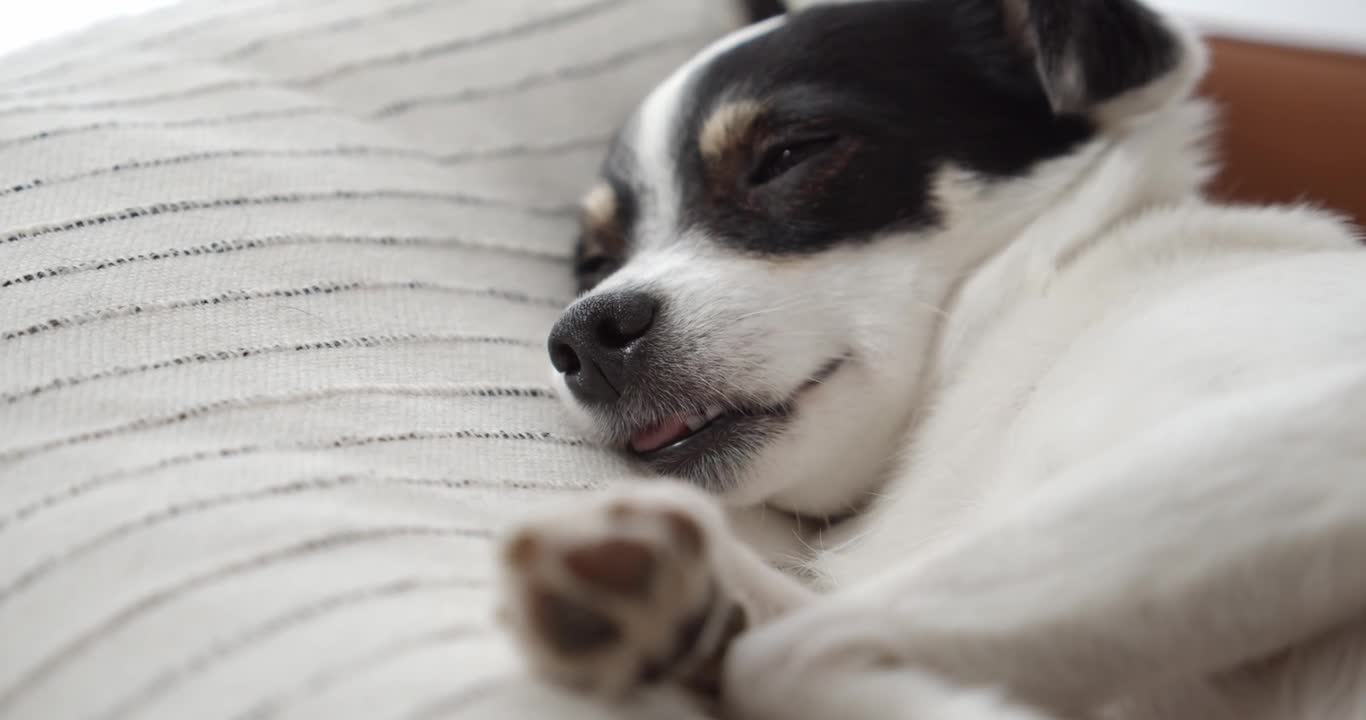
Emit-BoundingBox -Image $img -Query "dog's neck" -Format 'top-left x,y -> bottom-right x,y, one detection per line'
929,99 -> 1217,389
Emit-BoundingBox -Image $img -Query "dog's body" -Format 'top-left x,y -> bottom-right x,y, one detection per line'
497,1 -> 1366,718
784,149 -> 1366,720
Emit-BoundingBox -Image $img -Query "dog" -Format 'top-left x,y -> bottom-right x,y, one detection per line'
496,1 -> 1366,718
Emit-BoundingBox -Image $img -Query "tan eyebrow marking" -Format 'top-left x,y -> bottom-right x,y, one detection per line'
699,100 -> 764,163
578,182 -> 625,258
581,182 -> 617,227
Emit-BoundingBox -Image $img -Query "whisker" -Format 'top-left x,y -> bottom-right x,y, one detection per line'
910,297 -> 950,319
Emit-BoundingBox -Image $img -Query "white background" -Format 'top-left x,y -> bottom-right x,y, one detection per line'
1149,0 -> 1366,54
0,0 -> 183,57
783,0 -> 1366,52
1,0 -> 1362,61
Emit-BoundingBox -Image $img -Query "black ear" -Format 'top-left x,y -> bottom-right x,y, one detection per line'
739,0 -> 787,24
1004,0 -> 1187,114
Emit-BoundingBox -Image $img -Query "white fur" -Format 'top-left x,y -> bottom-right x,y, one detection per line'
524,5 -> 1366,719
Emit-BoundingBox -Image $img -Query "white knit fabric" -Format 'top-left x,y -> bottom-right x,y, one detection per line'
0,1 -> 733,717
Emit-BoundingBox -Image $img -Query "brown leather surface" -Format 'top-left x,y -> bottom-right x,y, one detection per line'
1199,37 -> 1366,228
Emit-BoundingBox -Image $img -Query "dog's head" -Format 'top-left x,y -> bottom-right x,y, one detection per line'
548,0 -> 1206,513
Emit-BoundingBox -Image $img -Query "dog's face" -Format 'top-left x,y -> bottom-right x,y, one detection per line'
548,0 -> 1194,513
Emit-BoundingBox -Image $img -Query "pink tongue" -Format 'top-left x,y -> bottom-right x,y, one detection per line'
630,416 -> 693,453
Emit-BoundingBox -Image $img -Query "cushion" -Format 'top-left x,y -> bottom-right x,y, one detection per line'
0,1 -> 735,717
1198,36 -> 1366,226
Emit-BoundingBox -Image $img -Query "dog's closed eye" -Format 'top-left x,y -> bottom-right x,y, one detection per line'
574,255 -> 620,293
748,135 -> 840,186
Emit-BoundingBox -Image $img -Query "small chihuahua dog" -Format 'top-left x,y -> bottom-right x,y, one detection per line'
497,1 -> 1366,718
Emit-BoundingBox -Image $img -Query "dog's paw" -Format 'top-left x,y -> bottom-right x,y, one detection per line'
497,486 -> 746,699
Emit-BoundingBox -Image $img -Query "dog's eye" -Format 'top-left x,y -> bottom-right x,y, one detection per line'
748,135 -> 839,186
576,255 -> 619,277
576,256 -> 608,275
575,255 -> 619,291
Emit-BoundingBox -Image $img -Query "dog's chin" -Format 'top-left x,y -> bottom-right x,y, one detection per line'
595,356 -> 847,493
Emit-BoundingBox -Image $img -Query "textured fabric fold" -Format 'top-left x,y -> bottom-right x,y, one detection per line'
0,1 -> 732,717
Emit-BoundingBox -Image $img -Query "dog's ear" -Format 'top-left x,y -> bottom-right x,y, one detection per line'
738,0 -> 787,24
1001,0 -> 1202,116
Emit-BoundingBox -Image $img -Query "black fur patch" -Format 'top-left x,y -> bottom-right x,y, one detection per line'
577,0 -> 1185,263
1023,0 -> 1179,112
739,0 -> 786,24
574,145 -> 638,293
673,0 -> 1098,256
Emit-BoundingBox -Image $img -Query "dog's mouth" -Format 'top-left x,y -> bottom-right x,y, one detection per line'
625,356 -> 846,462
628,405 -> 728,455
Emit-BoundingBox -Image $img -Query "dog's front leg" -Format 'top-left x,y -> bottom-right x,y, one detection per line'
728,367 -> 1366,718
497,483 -> 1056,720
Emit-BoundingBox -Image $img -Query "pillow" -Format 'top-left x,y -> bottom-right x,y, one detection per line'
0,1 -> 735,717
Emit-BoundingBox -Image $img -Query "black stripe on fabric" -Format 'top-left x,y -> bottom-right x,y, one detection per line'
0,76 -> 612,159
0,189 -> 576,248
231,623 -> 484,720
0,0 -> 473,101
98,578 -> 487,720
0,0 -> 629,117
0,146 -> 435,197
0,58 -> 176,101
437,133 -> 609,164
0,0 -> 311,87
0,231 -> 576,295
0,80 -> 265,118
127,0 -> 355,53
0,431 -> 595,535
220,0 -> 474,62
0,473 -> 587,608
0,384 -> 560,463
0,333 -> 540,405
372,32 -> 701,117
0,0 -> 473,102
0,282 -> 570,343
0,106 -> 340,151
292,0 -> 627,89
0,526 -> 489,714
0,135 -> 608,201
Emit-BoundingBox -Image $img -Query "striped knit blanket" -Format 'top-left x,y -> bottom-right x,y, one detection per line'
0,0 -> 733,717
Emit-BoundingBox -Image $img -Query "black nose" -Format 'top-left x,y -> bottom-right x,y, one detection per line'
548,291 -> 659,405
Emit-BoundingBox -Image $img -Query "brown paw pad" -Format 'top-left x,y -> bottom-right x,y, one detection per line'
563,538 -> 657,597
662,509 -> 706,556
530,586 -> 622,655
503,531 -> 540,569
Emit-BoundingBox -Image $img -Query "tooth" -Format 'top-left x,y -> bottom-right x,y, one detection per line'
704,405 -> 724,421
684,413 -> 707,432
